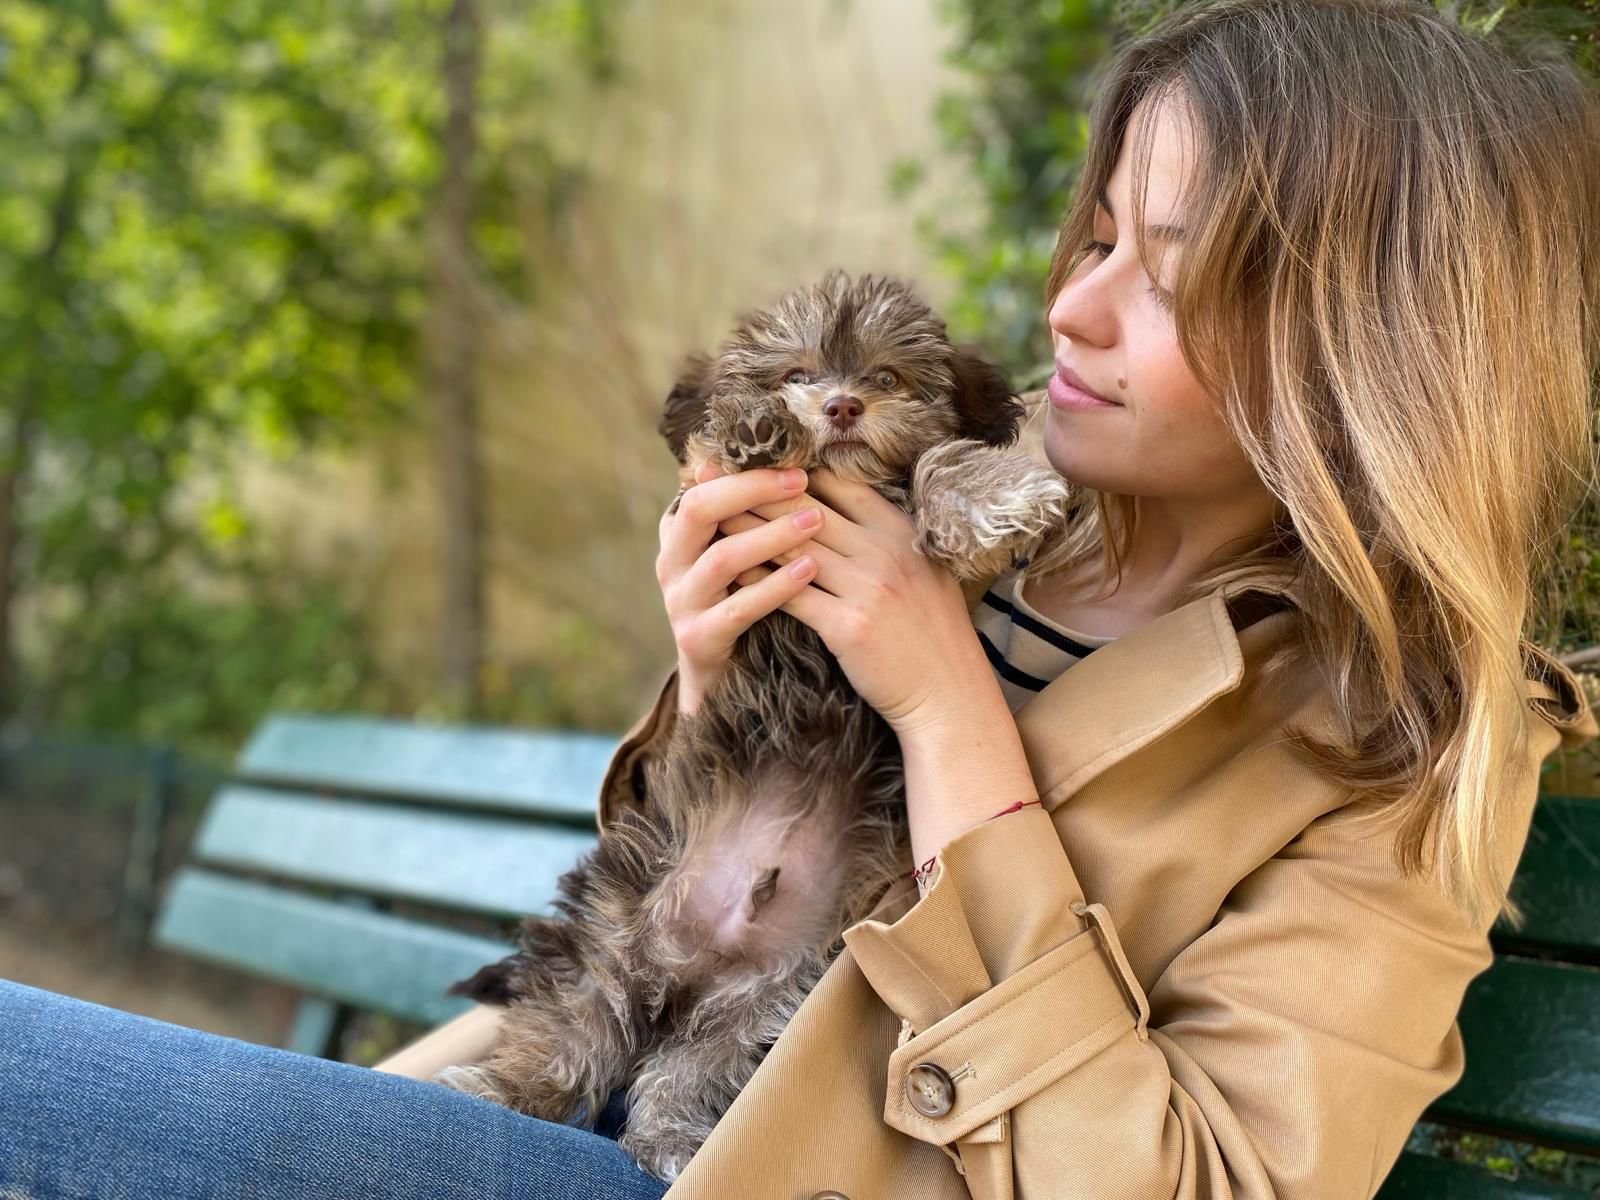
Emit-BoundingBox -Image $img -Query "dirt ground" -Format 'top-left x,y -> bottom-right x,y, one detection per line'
0,919 -> 295,1046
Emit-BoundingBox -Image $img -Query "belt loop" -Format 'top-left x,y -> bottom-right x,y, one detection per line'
1071,900 -> 1150,1042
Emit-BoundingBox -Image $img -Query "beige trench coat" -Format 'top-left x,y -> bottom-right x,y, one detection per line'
592,571 -> 1596,1200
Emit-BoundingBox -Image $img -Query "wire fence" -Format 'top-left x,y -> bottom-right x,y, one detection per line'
0,727 -> 226,956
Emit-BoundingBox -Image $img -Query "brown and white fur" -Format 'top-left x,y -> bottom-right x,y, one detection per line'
436,270 -> 1074,1182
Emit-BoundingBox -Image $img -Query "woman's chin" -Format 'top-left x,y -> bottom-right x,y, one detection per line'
1040,432 -> 1124,493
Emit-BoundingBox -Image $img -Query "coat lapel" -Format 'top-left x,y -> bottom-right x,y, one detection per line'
866,575 -> 1289,931
1012,588 -> 1246,807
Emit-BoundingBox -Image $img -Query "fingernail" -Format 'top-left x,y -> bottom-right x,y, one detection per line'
788,556 -> 814,578
780,469 -> 807,489
793,508 -> 821,530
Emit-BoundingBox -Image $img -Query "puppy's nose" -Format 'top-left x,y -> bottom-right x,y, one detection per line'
824,394 -> 863,430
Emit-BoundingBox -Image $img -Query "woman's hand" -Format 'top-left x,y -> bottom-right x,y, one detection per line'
655,463 -> 824,716
702,460 -> 1039,869
707,461 -> 991,737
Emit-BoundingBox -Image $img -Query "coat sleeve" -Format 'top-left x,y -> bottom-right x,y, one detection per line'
838,680 -> 1592,1200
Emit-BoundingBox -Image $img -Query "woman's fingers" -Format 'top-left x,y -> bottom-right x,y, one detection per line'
719,510 -> 848,588
657,466 -> 807,585
685,554 -> 819,665
731,562 -> 838,627
698,459 -> 850,535
674,505 -> 825,620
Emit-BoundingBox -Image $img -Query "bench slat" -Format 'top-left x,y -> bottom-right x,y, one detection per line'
152,868 -> 513,1027
1427,955 -> 1600,1155
1492,794 -> 1600,962
1376,1151 -> 1589,1199
236,714 -> 620,822
193,785 -> 597,919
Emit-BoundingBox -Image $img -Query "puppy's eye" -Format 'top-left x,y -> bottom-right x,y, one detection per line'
874,369 -> 899,389
783,368 -> 813,386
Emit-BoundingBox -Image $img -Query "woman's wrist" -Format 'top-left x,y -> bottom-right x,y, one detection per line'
675,660 -> 718,717
895,672 -> 1040,871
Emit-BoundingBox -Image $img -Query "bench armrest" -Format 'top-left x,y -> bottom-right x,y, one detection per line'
370,1003 -> 506,1080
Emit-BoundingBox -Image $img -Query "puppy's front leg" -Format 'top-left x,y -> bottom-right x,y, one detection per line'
619,1028 -> 735,1183
910,439 -> 1074,583
620,968 -> 816,1182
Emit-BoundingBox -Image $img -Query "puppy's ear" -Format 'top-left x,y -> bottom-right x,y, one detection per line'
658,352 -> 714,464
446,955 -> 526,1005
948,346 -> 1024,447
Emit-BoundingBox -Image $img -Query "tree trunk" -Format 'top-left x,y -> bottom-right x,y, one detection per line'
429,0 -> 486,718
0,22 -> 103,721
0,398 -> 39,721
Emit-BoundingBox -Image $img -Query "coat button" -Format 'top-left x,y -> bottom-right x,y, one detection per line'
905,1061 -> 956,1118
809,1193 -> 851,1200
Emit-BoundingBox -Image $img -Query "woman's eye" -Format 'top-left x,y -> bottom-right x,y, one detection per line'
874,369 -> 898,389
783,368 -> 813,386
1082,239 -> 1176,313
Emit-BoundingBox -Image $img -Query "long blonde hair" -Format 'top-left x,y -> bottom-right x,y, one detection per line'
1037,0 -> 1600,930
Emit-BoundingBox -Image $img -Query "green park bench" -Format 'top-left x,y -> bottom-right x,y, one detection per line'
151,712 -> 1598,1196
152,713 -> 612,1058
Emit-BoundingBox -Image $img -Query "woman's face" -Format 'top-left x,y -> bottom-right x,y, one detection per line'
1043,91 -> 1263,509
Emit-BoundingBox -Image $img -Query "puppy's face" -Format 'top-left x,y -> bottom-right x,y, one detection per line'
659,271 -> 1021,483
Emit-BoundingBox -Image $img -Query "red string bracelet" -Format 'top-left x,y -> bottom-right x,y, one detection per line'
907,798 -> 1043,884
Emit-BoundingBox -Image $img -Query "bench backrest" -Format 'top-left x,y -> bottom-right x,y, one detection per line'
1377,792 -> 1599,1198
152,713 -> 615,1048
152,715 -> 1598,1193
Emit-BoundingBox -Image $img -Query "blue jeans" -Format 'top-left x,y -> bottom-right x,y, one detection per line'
0,978 -> 670,1200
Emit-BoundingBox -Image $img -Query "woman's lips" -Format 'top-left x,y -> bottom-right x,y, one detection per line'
1048,365 -> 1120,411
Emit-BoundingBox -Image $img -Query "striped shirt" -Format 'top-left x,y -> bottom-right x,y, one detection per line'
973,567 -> 1115,713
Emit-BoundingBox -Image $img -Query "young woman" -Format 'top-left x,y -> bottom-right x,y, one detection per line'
4,2 -> 1595,1198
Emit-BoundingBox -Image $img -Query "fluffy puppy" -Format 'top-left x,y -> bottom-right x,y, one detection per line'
436,270 -> 1073,1182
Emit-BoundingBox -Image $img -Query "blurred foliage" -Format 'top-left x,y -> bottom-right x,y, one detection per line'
3,0 -> 1594,762
891,0 -> 1115,385
1407,1121 -> 1600,1195
36,536 -> 394,763
338,1008 -> 432,1069
0,0 -> 624,751
0,0 -> 437,746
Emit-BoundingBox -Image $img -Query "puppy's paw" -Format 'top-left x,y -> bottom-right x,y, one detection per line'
912,440 -> 1074,581
433,1064 -> 510,1106
620,1127 -> 700,1184
707,398 -> 809,472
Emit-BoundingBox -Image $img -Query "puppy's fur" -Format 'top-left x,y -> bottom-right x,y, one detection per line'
438,270 -> 1073,1181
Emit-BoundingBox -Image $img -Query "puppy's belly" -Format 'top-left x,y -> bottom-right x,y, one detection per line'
664,793 -> 848,966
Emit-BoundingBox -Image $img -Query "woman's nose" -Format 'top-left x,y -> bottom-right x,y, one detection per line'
1047,264 -> 1116,350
